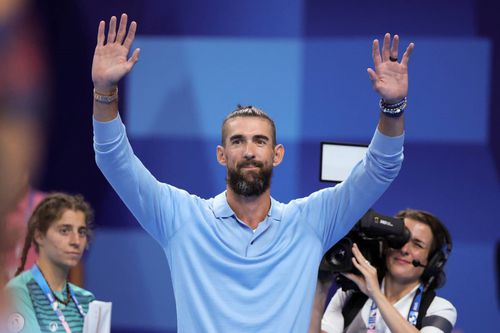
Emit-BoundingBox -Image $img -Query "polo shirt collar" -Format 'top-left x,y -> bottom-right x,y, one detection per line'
212,191 -> 283,221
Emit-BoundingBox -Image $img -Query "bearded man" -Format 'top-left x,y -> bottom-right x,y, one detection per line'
91,13 -> 413,333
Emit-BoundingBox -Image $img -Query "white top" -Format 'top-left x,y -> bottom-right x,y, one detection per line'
322,282 -> 457,333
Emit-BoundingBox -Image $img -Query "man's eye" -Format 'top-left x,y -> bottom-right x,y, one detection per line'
79,229 -> 88,237
59,228 -> 69,235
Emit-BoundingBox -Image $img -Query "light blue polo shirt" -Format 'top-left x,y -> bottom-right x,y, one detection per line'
93,115 -> 403,333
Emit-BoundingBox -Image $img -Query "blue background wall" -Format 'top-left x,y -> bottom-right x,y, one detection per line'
36,0 -> 499,332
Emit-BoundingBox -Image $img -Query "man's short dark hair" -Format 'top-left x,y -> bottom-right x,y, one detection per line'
221,105 -> 277,146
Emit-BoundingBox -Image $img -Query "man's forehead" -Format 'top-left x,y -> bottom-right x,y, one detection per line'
225,116 -> 273,134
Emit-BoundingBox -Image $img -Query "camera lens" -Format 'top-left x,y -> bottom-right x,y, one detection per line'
329,247 -> 346,266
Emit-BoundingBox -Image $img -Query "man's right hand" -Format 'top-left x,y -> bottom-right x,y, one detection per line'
92,13 -> 140,93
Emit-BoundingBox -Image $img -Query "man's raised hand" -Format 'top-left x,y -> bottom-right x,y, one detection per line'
367,33 -> 414,104
92,13 -> 140,93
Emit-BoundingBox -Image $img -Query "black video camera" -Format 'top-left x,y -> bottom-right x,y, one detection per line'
321,209 -> 410,291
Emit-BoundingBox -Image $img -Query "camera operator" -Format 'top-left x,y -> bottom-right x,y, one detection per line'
321,209 -> 456,333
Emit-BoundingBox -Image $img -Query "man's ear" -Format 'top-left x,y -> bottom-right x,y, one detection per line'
216,145 -> 227,166
273,144 -> 285,167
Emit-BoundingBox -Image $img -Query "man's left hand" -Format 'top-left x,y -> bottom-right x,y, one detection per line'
368,33 -> 414,104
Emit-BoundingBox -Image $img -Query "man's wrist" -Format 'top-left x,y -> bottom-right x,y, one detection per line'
379,97 -> 407,118
94,87 -> 118,104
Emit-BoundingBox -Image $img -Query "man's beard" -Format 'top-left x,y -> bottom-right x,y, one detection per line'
227,160 -> 273,197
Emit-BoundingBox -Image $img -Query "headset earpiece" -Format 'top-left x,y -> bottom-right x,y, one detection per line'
422,223 -> 452,290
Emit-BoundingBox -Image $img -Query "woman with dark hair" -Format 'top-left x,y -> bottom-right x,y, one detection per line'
321,209 -> 457,333
5,193 -> 95,333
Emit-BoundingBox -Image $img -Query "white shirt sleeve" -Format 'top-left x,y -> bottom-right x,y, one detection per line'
321,289 -> 353,333
420,296 -> 457,333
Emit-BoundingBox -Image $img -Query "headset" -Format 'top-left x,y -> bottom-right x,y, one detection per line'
416,220 -> 453,291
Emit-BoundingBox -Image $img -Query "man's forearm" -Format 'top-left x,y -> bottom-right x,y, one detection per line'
377,112 -> 404,137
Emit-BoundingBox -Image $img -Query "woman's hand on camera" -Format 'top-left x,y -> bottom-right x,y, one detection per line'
342,243 -> 383,299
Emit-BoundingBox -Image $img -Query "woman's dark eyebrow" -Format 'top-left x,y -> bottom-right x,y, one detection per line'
412,237 -> 427,247
58,224 -> 73,229
58,224 -> 87,230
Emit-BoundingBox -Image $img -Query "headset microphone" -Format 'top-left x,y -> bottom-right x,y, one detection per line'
412,259 -> 426,268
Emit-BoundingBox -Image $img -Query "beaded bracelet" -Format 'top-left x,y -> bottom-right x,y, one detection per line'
379,97 -> 407,118
94,88 -> 118,104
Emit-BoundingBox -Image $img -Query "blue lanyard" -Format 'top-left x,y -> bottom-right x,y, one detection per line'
407,284 -> 424,326
31,265 -> 86,333
366,283 -> 424,332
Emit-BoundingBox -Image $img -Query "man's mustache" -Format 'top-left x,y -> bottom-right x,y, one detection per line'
237,161 -> 264,169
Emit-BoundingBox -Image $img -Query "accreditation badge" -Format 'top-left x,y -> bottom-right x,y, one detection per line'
48,321 -> 59,332
6,312 -> 24,332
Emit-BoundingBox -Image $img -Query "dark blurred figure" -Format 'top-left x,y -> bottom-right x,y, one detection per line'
0,0 -> 49,290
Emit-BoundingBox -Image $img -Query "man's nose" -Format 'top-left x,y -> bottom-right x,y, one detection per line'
243,143 -> 256,159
